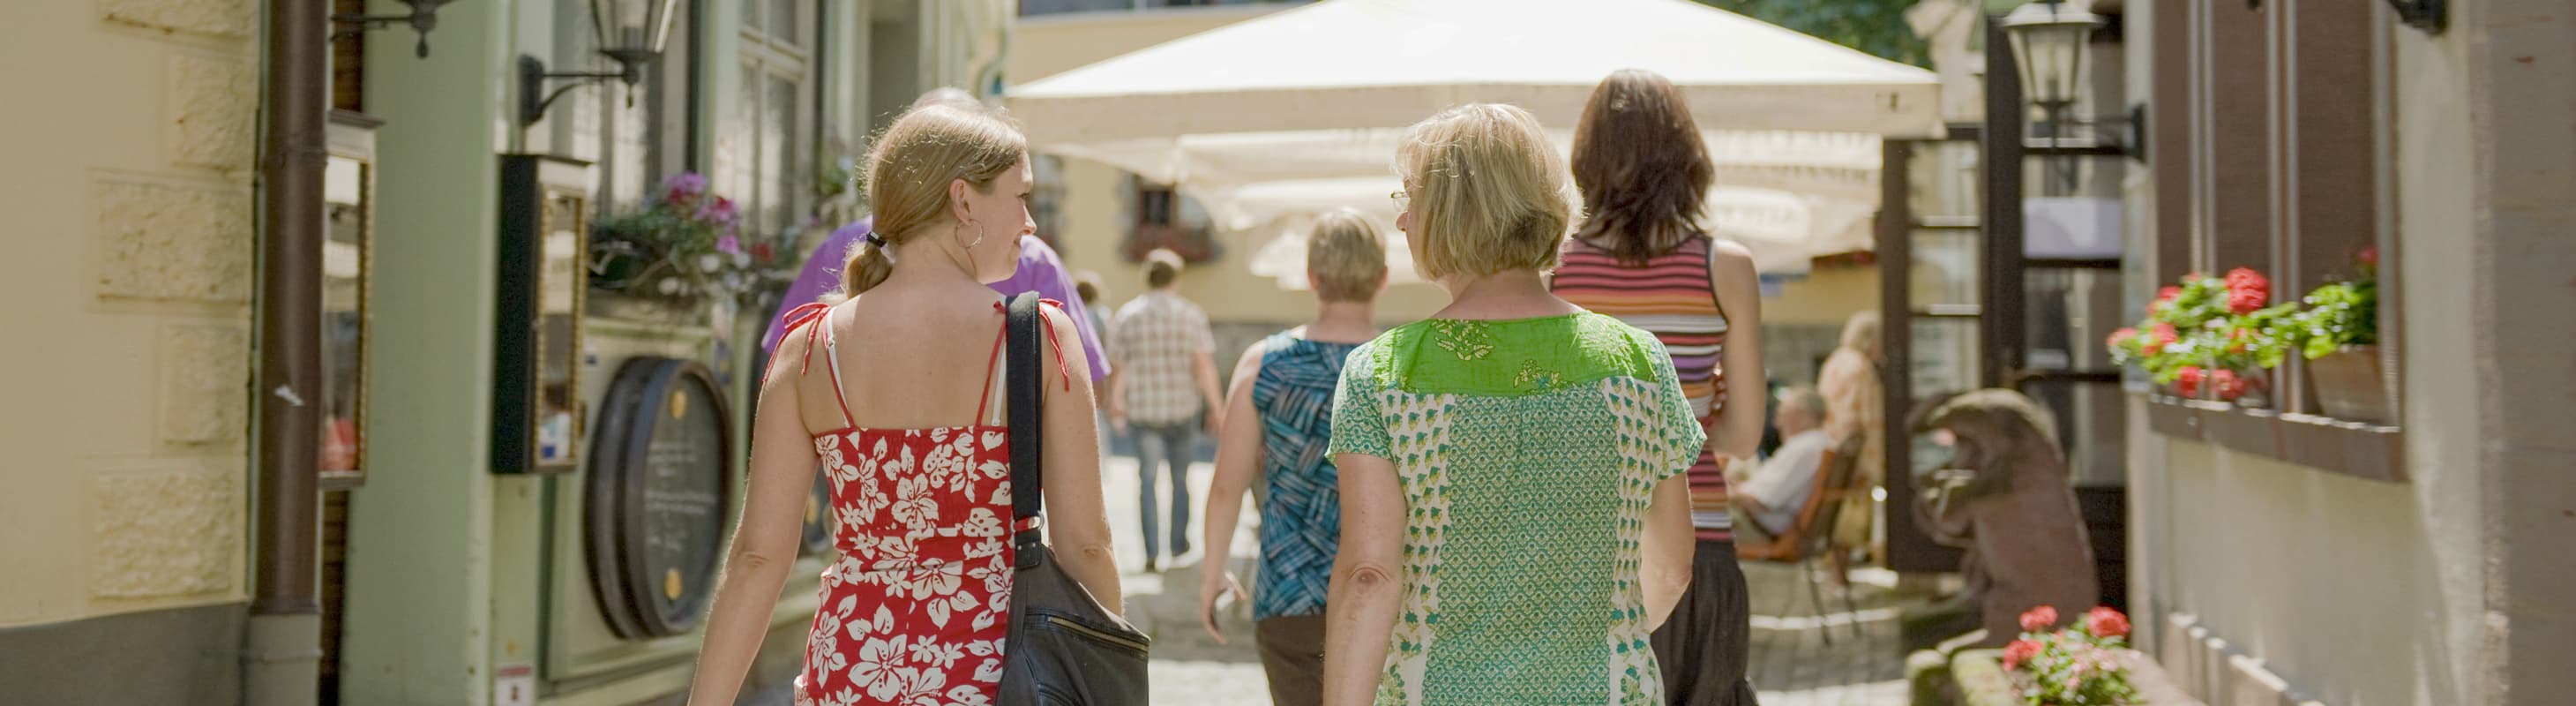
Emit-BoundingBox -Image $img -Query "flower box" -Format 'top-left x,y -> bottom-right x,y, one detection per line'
1954,648 -> 2203,706
2306,344 -> 2390,424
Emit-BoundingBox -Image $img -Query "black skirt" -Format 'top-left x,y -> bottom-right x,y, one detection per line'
1648,540 -> 1763,706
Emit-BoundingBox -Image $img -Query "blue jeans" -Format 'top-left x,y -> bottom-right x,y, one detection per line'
1132,420 -> 1196,561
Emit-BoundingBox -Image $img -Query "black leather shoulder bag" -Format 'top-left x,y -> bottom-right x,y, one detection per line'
1000,292 -> 1153,704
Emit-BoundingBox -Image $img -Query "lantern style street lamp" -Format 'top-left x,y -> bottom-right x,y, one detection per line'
1999,0 -> 2103,131
519,0 -> 682,127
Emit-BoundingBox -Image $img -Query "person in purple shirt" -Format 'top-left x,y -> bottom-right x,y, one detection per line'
763,216 -> 1108,383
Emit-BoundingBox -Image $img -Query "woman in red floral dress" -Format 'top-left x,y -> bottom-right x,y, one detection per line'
686,101 -> 1123,706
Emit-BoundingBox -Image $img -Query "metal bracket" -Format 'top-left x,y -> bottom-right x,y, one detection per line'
330,10 -> 443,58
2385,0 -> 2446,34
517,54 -> 646,128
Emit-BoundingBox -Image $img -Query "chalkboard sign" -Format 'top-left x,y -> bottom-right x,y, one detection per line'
584,357 -> 734,639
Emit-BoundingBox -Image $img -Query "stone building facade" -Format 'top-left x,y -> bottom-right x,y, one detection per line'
0,0 -> 262,701
0,1 -> 1014,704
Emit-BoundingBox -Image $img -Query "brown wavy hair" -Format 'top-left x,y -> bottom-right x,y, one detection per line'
1570,69 -> 1714,267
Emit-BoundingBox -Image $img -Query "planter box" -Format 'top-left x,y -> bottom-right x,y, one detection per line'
1952,648 -> 2204,706
586,290 -> 708,326
2307,345 -> 2390,424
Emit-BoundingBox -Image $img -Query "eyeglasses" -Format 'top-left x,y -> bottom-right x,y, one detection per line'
1389,189 -> 1411,213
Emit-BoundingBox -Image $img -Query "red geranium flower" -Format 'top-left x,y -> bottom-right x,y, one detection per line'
2175,366 -> 2205,398
2003,639 -> 2043,671
2228,290 -> 2266,315
2108,327 -> 2138,349
2358,246 -> 2378,268
2224,267 -> 2270,314
2020,605 -> 2060,633
2141,323 -> 2177,356
2211,370 -> 2243,400
2145,285 -> 2183,317
2086,606 -> 2131,639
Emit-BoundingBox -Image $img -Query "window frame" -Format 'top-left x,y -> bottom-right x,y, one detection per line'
2140,0 -> 2404,482
734,0 -> 816,237
1124,176 -> 1218,263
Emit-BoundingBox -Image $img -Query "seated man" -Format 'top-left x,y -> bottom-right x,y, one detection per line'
1727,386 -> 1832,542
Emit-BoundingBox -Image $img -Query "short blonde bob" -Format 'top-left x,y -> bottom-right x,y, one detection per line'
1395,103 -> 1574,280
1306,208 -> 1389,302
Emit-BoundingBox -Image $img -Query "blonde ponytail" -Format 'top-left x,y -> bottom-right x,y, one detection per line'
839,102 -> 1027,297
840,237 -> 896,297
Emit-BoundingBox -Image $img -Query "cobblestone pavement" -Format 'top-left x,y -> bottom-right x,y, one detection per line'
1096,450 -> 1917,706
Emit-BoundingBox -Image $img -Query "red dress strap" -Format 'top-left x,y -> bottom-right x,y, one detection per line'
769,302 -> 857,428
987,299 -> 1075,394
762,302 -> 832,388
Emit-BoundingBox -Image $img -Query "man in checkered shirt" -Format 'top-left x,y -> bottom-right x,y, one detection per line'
1106,249 -> 1225,572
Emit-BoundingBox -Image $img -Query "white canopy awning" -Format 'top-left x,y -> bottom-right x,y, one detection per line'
1010,0 -> 1944,142
1007,0 -> 1941,282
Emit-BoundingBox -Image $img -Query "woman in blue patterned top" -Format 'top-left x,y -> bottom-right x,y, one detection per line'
1201,207 -> 1390,706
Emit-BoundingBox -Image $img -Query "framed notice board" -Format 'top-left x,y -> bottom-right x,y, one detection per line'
493,154 -> 597,474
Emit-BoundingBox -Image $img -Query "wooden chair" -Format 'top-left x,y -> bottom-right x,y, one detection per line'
1734,435 -> 1868,642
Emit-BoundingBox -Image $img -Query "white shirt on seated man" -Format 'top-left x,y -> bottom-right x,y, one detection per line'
1727,386 -> 1832,541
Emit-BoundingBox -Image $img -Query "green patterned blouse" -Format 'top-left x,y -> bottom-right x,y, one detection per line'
1328,312 -> 1708,706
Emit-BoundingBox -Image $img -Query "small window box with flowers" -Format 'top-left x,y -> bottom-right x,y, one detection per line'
2108,249 -> 2383,421
1952,606 -> 2201,706
2280,249 -> 2385,423
2106,268 -> 2295,407
2003,606 -> 2140,704
588,173 -> 800,319
2114,250 -> 2400,481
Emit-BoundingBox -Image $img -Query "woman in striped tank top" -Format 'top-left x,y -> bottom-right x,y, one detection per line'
1550,69 -> 1766,706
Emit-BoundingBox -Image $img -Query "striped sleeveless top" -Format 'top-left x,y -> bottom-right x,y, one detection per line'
1551,235 -> 1735,540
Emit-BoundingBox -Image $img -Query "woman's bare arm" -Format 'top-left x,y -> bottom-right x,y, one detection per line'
686,327 -> 822,705
1199,343 -> 1268,642
1038,304 -> 1123,612
1709,239 -> 1767,461
1321,452 -> 1404,706
1639,473 -> 1696,629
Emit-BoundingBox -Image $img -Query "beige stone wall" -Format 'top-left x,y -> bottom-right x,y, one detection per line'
0,0 -> 258,627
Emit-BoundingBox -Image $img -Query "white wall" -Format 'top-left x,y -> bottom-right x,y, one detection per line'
2120,1 -> 2561,703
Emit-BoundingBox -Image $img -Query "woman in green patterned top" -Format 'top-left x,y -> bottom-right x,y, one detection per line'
1322,103 -> 1703,706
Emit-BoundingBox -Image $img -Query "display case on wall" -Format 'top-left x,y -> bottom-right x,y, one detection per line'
494,154 -> 597,475
321,112 -> 381,488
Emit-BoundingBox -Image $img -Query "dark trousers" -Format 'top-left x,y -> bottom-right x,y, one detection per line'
1254,614 -> 1327,706
1650,539 -> 1762,706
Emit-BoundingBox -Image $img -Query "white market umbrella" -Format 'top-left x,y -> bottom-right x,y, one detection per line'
1007,0 -> 1940,282
1008,0 -> 1944,143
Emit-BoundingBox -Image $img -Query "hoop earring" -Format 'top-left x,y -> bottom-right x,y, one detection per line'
955,221 -> 986,250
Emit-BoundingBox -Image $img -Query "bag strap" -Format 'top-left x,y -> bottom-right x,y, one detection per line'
1006,292 -> 1045,545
